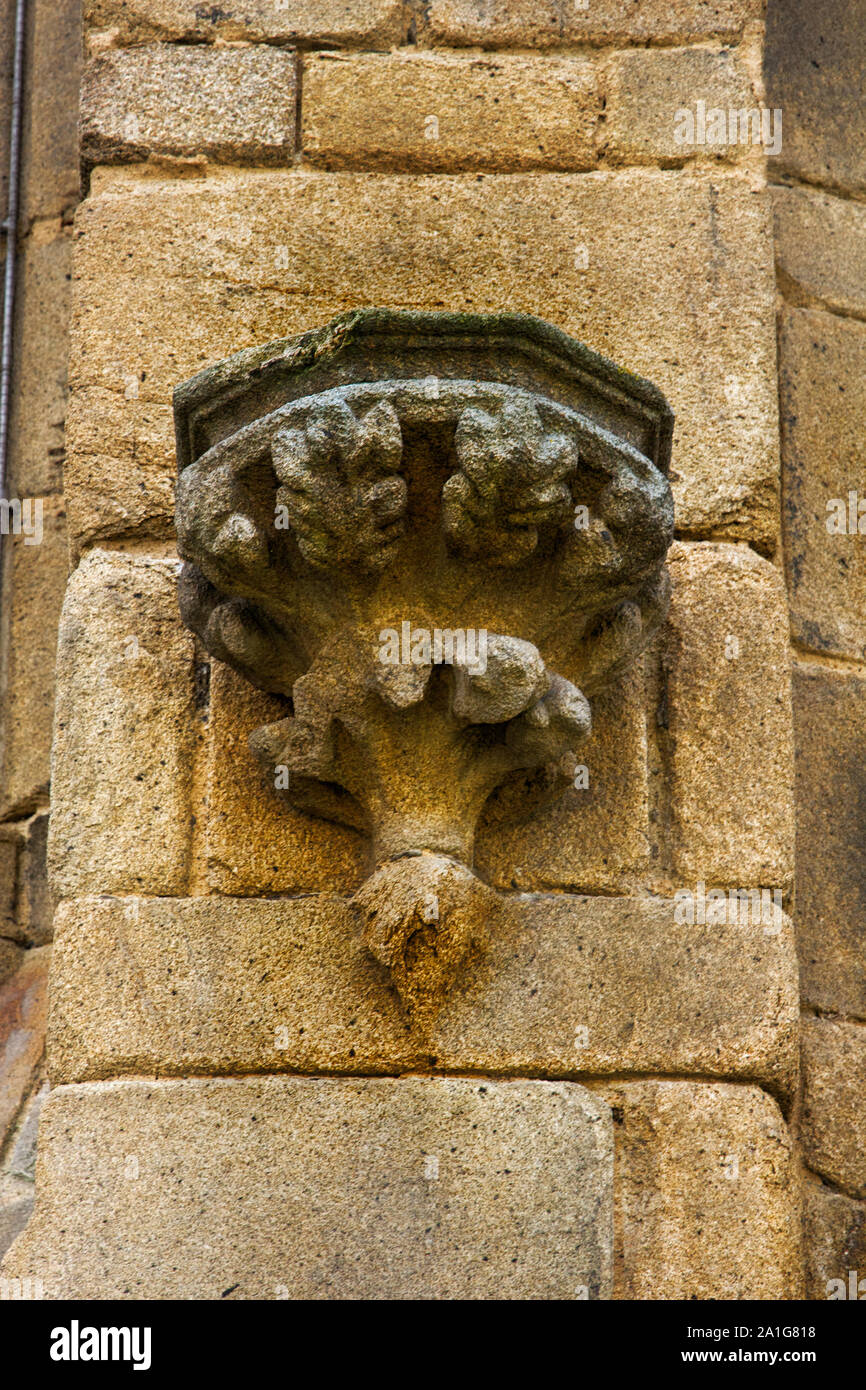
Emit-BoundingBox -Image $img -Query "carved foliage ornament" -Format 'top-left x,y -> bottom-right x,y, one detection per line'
175,310 -> 675,1028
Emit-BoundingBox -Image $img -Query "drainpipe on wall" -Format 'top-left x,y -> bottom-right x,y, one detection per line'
0,0 -> 28,591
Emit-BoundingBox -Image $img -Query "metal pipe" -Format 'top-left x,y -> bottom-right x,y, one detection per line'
0,0 -> 28,511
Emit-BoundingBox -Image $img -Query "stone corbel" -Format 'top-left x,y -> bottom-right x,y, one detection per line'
175,310 -> 675,1029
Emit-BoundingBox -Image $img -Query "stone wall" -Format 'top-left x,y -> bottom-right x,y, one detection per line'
0,0 -> 860,1300
765,0 -> 866,1302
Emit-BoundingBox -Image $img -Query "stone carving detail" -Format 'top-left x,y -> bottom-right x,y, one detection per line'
175,310 -> 675,1028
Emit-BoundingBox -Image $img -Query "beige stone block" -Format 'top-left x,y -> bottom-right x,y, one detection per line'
804,1184 -> 866,1301
21,0 -> 82,222
476,661 -> 649,894
205,662 -> 366,894
801,1020 -> 866,1200
3,1075 -> 613,1299
0,813 -> 53,947
47,550 -> 196,897
85,0 -> 406,46
7,229 -> 71,499
792,666 -> 866,1018
765,0 -> 866,197
663,542 -> 794,890
67,166 -> 778,551
603,46 -> 757,165
303,50 -> 598,171
424,0 -> 763,46
779,308 -> 866,660
48,892 -> 798,1098
0,495 -> 67,819
81,44 -> 297,166
600,1080 -> 802,1300
773,186 -> 866,321
0,946 -> 49,1147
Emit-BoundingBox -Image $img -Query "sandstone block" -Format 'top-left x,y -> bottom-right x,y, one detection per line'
600,1080 -> 802,1299
85,0 -> 406,46
773,185 -> 866,321
779,308 -> 866,659
801,1020 -> 866,1200
2,1075 -> 613,1299
21,0 -> 81,222
7,229 -> 71,499
792,665 -> 866,1018
0,495 -> 67,820
0,947 -> 49,1148
47,550 -> 196,897
765,0 -> 866,196
48,892 -> 798,1098
303,50 -> 598,171
68,166 -> 778,551
82,44 -> 297,166
663,542 -> 794,890
423,0 -> 763,47
603,46 -> 756,164
804,1185 -> 866,1301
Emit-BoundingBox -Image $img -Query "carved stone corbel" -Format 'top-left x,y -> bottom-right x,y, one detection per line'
174,310 -> 675,1029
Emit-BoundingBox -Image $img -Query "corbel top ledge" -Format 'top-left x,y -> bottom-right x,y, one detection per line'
174,308 -> 674,476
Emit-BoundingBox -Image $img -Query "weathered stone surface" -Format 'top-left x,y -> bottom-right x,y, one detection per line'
21,0 -> 81,222
85,0 -> 406,45
801,1020 -> 866,1200
603,46 -> 756,164
48,892 -> 798,1098
68,166 -> 778,551
82,44 -> 297,166
0,1194 -> 33,1261
765,0 -> 866,196
0,814 -> 53,947
205,661 -> 365,895
7,229 -> 71,499
793,665 -> 866,1019
780,308 -> 866,660
47,550 -> 196,898
600,1081 -> 802,1300
804,1184 -> 866,1301
476,661 -> 650,894
0,939 -> 23,987
773,185 -> 866,320
423,0 -> 763,46
2,1076 -> 613,1299
0,495 -> 67,820
663,542 -> 794,890
303,51 -> 598,171
0,947 -> 49,1147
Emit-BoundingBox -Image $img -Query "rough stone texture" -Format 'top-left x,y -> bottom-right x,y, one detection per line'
302,51 -> 598,171
792,665 -> 866,1019
601,1081 -> 802,1300
68,166 -> 778,552
804,1184 -> 866,1301
801,1020 -> 866,1200
48,892 -> 798,1098
205,661 -> 365,895
423,0 -> 763,47
603,45 -> 757,165
0,940 -> 22,987
779,308 -> 866,660
0,1195 -> 33,1261
0,814 -> 54,947
21,0 -> 81,223
0,495 -> 67,820
2,1076 -> 613,1300
47,550 -> 197,898
663,542 -> 794,891
85,0 -> 407,46
81,44 -> 297,166
476,661 -> 650,894
7,229 -> 71,499
765,0 -> 866,196
0,947 -> 49,1148
773,185 -> 866,321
